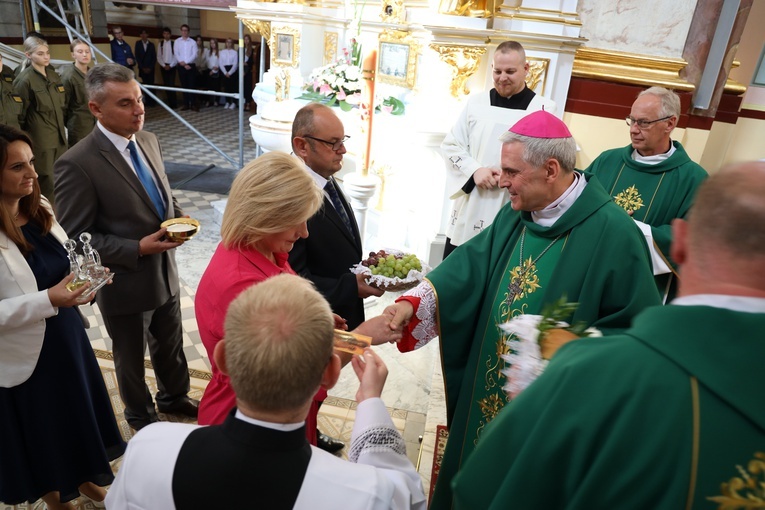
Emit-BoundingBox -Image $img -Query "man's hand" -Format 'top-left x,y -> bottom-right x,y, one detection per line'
474,167 -> 501,189
356,273 -> 384,298
47,273 -> 90,308
138,228 -> 182,256
127,58 -> 135,66
333,313 -> 348,331
382,301 -> 414,331
354,315 -> 402,345
351,349 -> 388,403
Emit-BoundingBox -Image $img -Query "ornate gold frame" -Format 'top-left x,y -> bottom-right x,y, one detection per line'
23,0 -> 93,38
378,30 -> 420,89
270,26 -> 300,68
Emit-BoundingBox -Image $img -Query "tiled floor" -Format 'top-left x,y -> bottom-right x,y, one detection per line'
5,104 -> 435,509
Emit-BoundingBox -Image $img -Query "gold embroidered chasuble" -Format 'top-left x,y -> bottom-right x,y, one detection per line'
470,229 -> 566,445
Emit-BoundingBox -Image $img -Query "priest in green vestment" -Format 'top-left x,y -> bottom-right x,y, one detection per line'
585,86 -> 708,300
384,111 -> 661,510
452,160 -> 765,509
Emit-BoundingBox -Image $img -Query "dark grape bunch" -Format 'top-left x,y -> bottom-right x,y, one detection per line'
361,250 -> 423,279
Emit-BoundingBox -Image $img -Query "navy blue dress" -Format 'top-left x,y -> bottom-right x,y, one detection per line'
0,221 -> 126,505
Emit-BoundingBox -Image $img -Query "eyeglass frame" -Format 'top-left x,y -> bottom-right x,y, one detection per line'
303,135 -> 350,151
625,115 -> 673,129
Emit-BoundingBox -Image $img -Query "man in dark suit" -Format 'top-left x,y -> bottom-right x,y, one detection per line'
106,274 -> 426,510
289,103 -> 384,453
110,26 -> 135,68
134,29 -> 156,106
54,63 -> 197,431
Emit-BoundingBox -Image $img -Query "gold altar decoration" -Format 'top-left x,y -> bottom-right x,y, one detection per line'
380,0 -> 406,24
438,0 -> 496,18
430,44 -> 486,98
527,57 -> 549,95
270,26 -> 301,68
242,19 -> 271,44
323,31 -> 338,65
378,30 -> 421,89
572,47 -> 746,95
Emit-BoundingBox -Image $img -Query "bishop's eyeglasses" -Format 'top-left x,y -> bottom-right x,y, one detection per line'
625,116 -> 673,129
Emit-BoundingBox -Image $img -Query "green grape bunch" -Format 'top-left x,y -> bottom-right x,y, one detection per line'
361,250 -> 423,279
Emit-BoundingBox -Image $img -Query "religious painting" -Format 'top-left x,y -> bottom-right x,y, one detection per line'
378,31 -> 419,89
23,0 -> 93,38
270,26 -> 300,68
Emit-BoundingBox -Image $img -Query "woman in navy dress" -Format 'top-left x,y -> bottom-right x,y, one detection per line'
0,125 -> 126,509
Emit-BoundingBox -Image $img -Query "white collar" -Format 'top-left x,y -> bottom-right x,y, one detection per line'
632,140 -> 676,164
672,294 -> 765,314
97,121 -> 135,152
531,172 -> 587,227
234,409 -> 304,432
306,166 -> 329,189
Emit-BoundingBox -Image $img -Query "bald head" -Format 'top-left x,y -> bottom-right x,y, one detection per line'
673,161 -> 765,296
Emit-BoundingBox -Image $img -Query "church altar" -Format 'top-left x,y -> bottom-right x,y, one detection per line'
238,0 -> 584,266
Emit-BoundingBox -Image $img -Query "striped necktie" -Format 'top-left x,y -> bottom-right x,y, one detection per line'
127,140 -> 166,219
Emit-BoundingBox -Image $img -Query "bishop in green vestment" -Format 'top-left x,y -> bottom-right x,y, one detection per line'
585,86 -> 707,300
384,111 -> 661,510
453,161 -> 765,510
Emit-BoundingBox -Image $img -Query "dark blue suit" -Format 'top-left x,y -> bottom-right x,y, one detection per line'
111,39 -> 135,68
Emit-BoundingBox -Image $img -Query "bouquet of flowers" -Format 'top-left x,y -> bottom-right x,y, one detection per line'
299,41 -> 405,115
500,298 -> 601,399
301,56 -> 363,110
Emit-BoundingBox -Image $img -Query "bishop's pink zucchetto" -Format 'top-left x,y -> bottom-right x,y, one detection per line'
508,110 -> 572,139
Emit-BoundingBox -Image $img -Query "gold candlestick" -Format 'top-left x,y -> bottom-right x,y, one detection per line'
361,49 -> 377,177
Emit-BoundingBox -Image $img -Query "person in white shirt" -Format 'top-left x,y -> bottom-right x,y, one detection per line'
173,24 -> 198,111
106,273 -> 426,510
156,27 -> 177,109
219,38 -> 238,110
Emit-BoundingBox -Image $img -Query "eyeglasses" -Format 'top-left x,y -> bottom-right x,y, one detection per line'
113,31 -> 122,35
304,135 -> 350,151
625,115 -> 673,129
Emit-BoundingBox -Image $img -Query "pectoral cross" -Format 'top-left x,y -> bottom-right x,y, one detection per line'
507,275 -> 523,306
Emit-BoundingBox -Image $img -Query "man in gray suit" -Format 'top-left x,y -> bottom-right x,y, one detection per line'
54,63 -> 197,431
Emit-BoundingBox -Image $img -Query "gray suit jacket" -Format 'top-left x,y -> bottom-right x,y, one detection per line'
53,127 -> 182,315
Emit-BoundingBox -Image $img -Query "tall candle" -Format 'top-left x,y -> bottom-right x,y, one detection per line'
361,49 -> 377,177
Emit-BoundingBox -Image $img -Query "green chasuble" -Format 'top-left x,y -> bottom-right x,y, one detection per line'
453,304 -> 765,510
584,142 -> 708,294
427,173 -> 661,510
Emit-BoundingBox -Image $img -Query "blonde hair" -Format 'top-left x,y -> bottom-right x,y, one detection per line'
223,273 -> 334,411
21,35 -> 48,72
221,152 -> 322,249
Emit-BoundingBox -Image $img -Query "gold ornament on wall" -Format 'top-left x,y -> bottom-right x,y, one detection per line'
438,0 -> 495,18
242,19 -> 271,44
430,44 -> 486,98
526,57 -> 550,95
380,0 -> 406,24
324,32 -> 338,65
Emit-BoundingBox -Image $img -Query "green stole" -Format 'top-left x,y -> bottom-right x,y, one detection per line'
469,227 -> 566,446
